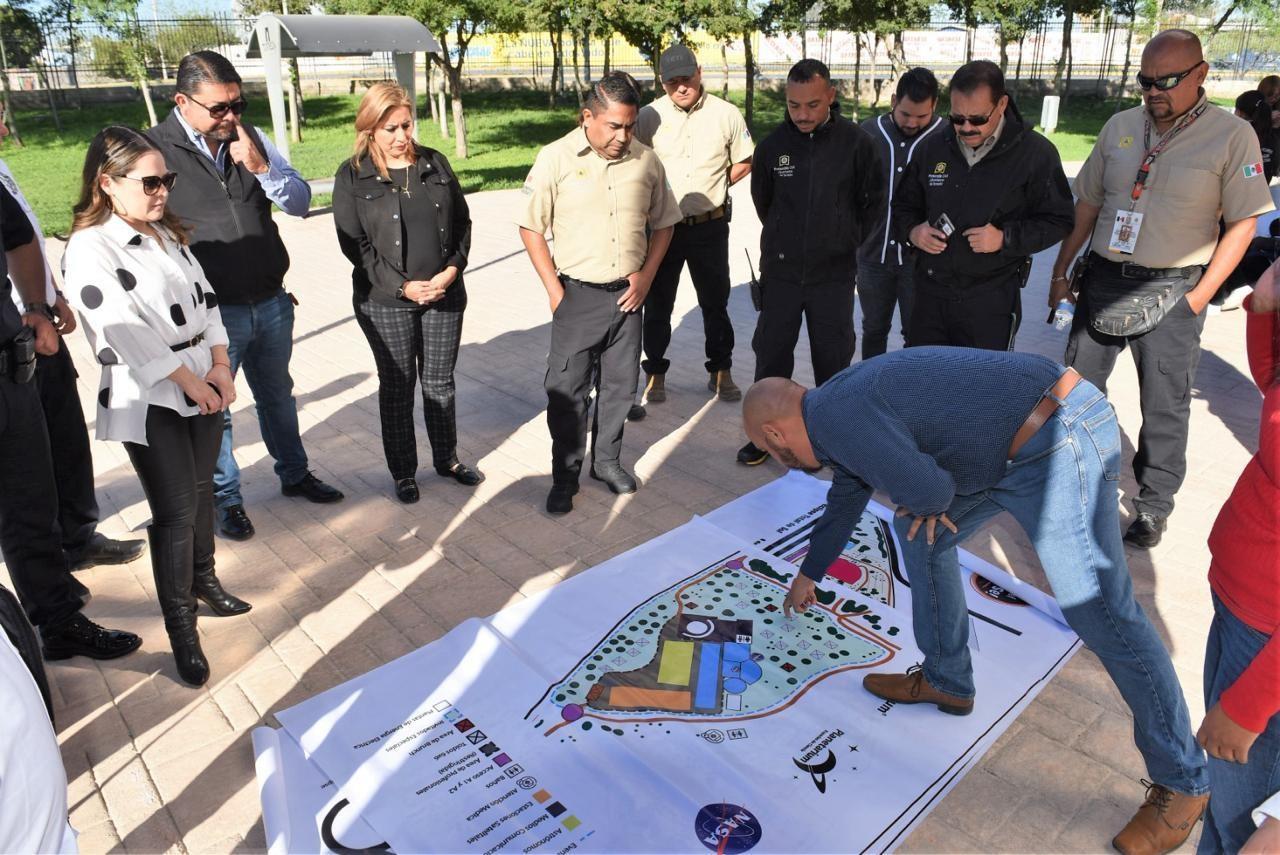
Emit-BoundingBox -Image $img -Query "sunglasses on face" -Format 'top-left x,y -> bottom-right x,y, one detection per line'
187,94 -> 248,119
949,104 -> 998,127
1136,61 -> 1204,92
118,172 -> 178,195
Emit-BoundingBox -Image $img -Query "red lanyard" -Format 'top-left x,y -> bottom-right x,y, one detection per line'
1129,101 -> 1208,205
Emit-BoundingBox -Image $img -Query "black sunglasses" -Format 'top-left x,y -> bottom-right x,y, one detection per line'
186,94 -> 248,119
949,103 -> 999,127
1136,61 -> 1204,92
119,172 -> 179,195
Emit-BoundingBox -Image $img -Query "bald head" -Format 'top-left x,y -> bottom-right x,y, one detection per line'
1143,28 -> 1203,66
742,378 -> 822,472
1139,29 -> 1207,126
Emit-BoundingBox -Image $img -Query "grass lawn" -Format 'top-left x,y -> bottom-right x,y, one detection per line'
0,87 -> 1231,235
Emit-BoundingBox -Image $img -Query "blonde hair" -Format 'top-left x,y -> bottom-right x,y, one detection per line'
71,126 -> 190,242
351,82 -> 417,178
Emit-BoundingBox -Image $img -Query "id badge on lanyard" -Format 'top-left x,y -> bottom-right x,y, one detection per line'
1108,102 -> 1207,255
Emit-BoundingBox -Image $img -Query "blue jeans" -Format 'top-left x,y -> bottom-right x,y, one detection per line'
1199,595 -> 1280,853
893,380 -> 1209,796
213,291 -> 309,511
856,258 -> 914,360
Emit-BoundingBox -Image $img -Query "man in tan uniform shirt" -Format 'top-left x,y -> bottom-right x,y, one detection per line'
1051,29 -> 1274,558
518,72 -> 682,515
633,45 -> 754,410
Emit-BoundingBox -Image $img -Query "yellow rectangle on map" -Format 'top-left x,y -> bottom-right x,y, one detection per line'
657,641 -> 694,685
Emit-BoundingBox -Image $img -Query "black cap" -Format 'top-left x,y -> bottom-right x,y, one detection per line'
660,44 -> 698,82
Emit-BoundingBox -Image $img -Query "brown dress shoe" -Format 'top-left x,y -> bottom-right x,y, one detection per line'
862,665 -> 974,715
1112,780 -> 1208,855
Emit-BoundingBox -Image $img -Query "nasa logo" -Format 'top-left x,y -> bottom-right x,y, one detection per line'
694,803 -> 763,853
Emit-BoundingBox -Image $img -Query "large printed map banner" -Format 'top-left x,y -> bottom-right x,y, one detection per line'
253,472 -> 1081,854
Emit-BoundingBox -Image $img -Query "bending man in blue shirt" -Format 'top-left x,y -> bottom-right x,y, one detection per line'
743,347 -> 1207,855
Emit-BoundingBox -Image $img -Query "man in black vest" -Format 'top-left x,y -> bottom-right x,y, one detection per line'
149,51 -> 343,541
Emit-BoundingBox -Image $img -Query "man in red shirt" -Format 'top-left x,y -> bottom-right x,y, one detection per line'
1196,256 -> 1280,853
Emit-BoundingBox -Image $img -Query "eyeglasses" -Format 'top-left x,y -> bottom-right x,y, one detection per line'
118,172 -> 178,195
185,94 -> 248,119
949,104 -> 999,127
1136,61 -> 1204,92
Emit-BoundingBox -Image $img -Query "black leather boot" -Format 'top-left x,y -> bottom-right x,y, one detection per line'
192,562 -> 252,617
148,525 -> 209,686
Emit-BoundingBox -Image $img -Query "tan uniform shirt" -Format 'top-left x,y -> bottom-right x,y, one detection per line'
1074,95 -> 1275,267
960,115 -> 1006,167
635,90 -> 754,217
518,128 -> 682,284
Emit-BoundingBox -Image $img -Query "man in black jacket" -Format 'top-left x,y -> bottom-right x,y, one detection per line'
149,51 -> 343,542
738,59 -> 882,465
895,60 -> 1073,351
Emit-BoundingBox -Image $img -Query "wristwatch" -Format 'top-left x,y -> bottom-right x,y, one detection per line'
396,283 -> 408,300
24,301 -> 54,321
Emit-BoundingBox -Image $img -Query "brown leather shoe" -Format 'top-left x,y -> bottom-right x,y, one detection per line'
1112,780 -> 1208,855
863,665 -> 974,715
708,369 -> 742,402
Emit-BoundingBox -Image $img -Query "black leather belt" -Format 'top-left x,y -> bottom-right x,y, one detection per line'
681,205 -> 727,226
170,332 -> 205,352
1088,252 -> 1203,281
560,275 -> 630,293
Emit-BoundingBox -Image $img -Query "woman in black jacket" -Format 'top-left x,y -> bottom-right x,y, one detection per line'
334,82 -> 483,502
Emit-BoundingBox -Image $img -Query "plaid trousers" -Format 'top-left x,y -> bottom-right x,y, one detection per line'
354,291 -> 465,479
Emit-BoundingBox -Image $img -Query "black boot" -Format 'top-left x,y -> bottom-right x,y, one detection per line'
148,525 -> 209,686
192,562 -> 252,617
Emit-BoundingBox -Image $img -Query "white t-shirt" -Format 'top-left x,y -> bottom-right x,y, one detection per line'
0,630 -> 77,853
0,158 -> 56,308
1254,789 -> 1280,828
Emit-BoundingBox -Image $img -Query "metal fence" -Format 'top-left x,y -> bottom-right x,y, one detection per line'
2,13 -> 1277,100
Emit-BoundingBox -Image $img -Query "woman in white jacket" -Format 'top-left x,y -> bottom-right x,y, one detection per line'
64,126 -> 251,686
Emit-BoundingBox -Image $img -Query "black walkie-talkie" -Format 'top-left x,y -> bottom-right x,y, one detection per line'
745,250 -> 762,312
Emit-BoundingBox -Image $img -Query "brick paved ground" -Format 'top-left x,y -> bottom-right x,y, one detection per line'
16,176 -> 1263,852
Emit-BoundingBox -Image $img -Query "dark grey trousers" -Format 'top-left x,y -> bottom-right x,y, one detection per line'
545,279 -> 641,484
1064,268 -> 1206,518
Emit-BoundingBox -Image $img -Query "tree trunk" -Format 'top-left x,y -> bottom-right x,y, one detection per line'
571,30 -> 584,109
744,30 -> 755,132
1014,35 -> 1025,80
0,24 -> 21,146
1148,0 -> 1164,36
1053,2 -> 1074,94
1114,18 -> 1135,111
721,41 -> 730,100
32,62 -> 62,133
447,65 -> 467,159
889,32 -> 907,76
289,57 -> 306,131
426,60 -> 437,124
604,36 -> 611,74
549,28 -> 562,107
583,28 -> 592,81
139,74 -> 159,128
998,33 -> 1009,74
853,38 -> 862,113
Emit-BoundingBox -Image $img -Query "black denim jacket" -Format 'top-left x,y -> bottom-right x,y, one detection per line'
333,145 -> 471,305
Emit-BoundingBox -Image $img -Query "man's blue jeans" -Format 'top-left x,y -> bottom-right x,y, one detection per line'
856,258 -> 915,360
893,380 -> 1209,796
213,291 -> 309,511
1198,594 -> 1280,853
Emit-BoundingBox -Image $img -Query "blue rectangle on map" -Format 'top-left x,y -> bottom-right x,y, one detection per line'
695,643 -> 722,709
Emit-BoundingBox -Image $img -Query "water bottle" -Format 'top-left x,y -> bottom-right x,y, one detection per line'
1053,299 -> 1075,331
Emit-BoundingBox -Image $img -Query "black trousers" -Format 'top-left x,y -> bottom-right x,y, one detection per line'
354,295 -> 465,479
641,218 -> 734,376
908,273 -> 1022,351
1065,269 -> 1205,518
546,280 -> 641,483
751,278 -> 855,385
0,375 -> 82,628
124,406 -> 222,585
36,338 -> 100,562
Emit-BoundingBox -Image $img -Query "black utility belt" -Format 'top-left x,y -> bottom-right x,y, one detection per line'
560,275 -> 629,293
1087,253 -> 1203,281
170,332 -> 206,352
680,204 -> 728,226
0,327 -> 37,384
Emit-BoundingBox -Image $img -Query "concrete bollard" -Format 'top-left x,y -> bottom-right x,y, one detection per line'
1040,95 -> 1060,135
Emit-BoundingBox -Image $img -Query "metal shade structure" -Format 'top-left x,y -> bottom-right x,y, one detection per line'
246,14 -> 440,159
